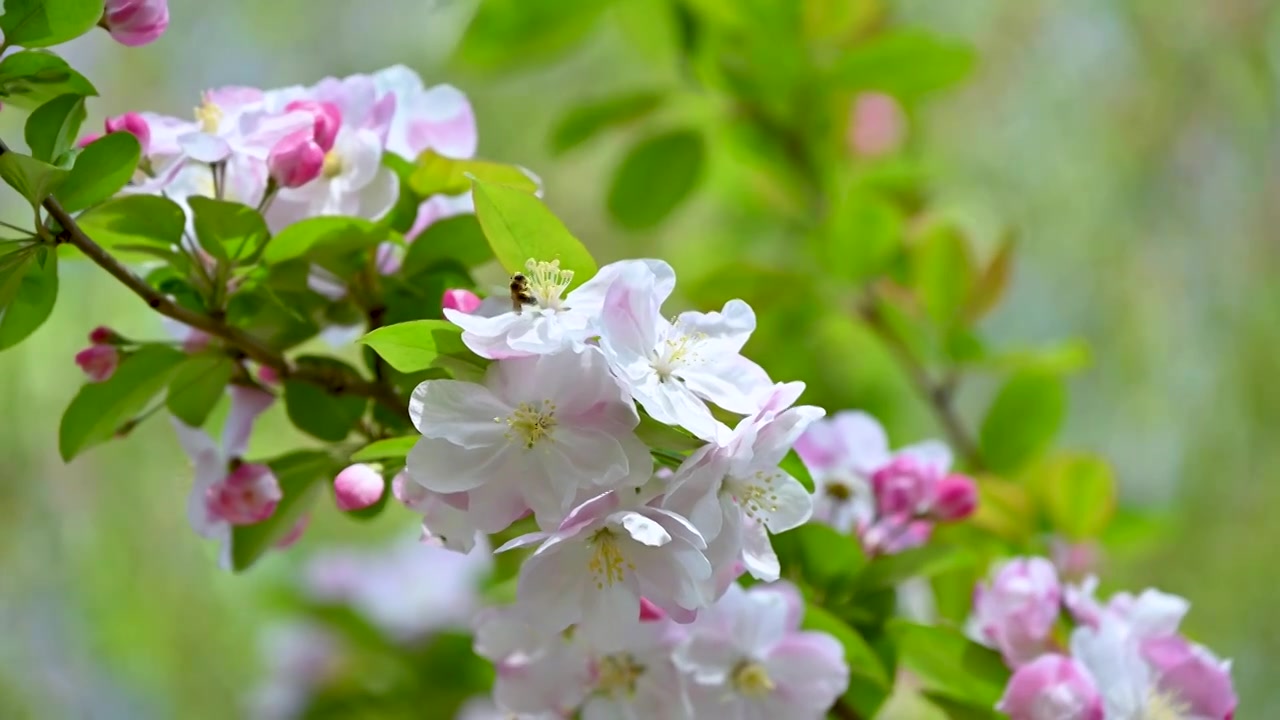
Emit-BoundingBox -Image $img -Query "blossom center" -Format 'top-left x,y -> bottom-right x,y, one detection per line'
1141,688 -> 1190,720
650,321 -> 706,382
587,528 -> 633,589
595,653 -> 645,696
730,660 -> 775,698
824,479 -> 853,501
503,400 -> 557,449
522,258 -> 574,310
733,470 -> 782,521
322,150 -> 344,179
194,96 -> 223,134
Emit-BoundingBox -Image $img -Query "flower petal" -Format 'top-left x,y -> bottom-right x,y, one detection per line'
409,379 -> 510,448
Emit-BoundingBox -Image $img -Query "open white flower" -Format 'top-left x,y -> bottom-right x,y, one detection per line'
598,262 -> 772,440
407,346 -> 652,528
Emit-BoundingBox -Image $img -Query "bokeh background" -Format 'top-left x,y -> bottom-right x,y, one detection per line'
2,0 -> 1278,717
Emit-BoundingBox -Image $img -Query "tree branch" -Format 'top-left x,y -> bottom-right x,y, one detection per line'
0,139 -> 405,419
830,697 -> 862,720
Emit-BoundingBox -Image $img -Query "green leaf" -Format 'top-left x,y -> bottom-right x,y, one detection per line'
0,245 -> 35,309
1041,453 -> 1117,540
634,411 -> 704,453
359,319 -> 467,374
607,129 -> 705,230
979,370 -> 1067,473
73,195 -> 186,256
24,93 -> 84,162
55,132 -> 141,213
888,621 -> 1009,708
401,214 -> 492,274
231,450 -> 337,571
457,0 -> 608,71
550,91 -> 665,155
188,197 -> 268,263
263,216 -> 389,264
380,153 -> 423,234
914,224 -> 974,327
350,435 -> 418,462
775,522 -> 867,594
832,31 -> 976,102
0,49 -> 96,109
825,187 -> 902,282
409,149 -> 537,198
803,604 -> 890,685
471,178 -> 598,286
855,544 -> 974,594
0,242 -> 55,349
165,352 -> 235,427
0,149 -> 68,208
0,0 -> 104,49
283,356 -> 369,442
59,345 -> 187,460
964,236 -> 1014,322
779,448 -> 815,493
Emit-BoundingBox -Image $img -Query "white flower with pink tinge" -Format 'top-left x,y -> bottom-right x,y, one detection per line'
171,385 -> 279,567
406,346 -> 652,528
391,471 -> 484,554
968,557 -> 1063,667
674,582 -> 849,720
598,262 -> 773,441
499,491 -> 711,652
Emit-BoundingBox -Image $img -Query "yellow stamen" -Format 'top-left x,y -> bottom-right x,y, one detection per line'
322,150 -> 343,179
194,95 -> 223,134
1144,688 -> 1191,720
735,470 -> 781,521
500,400 -> 557,449
731,660 -> 775,698
651,319 -> 706,381
523,258 -> 574,310
587,528 -> 634,589
596,653 -> 645,696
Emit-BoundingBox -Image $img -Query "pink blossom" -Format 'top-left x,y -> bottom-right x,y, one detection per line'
103,0 -> 170,47
257,365 -> 281,386
267,130 -> 325,189
75,345 -> 119,382
104,112 -> 152,154
931,474 -> 978,521
969,557 -> 1062,667
996,654 -> 1103,720
392,471 -> 483,553
847,92 -> 905,158
77,133 -> 101,148
283,100 -> 342,152
205,462 -> 281,524
1141,635 -> 1237,719
332,463 -> 385,511
442,288 -> 482,314
88,325 -> 120,345
871,455 -> 939,516
1051,538 -> 1100,581
374,241 -> 403,275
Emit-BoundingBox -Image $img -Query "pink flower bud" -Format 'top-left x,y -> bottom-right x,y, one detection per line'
75,345 -> 119,382
1051,538 -> 1100,582
77,133 -> 101,148
103,0 -> 170,47
848,92 -> 906,158
257,365 -> 281,386
1141,635 -> 1238,719
333,463 -> 385,511
88,325 -> 121,345
442,288 -> 482,314
931,474 -> 978,521
268,130 -> 325,189
104,112 -> 151,155
871,456 -> 936,516
275,514 -> 310,549
860,514 -> 933,555
206,462 -> 281,525
971,557 -> 1062,667
996,654 -> 1103,720
284,100 -> 342,152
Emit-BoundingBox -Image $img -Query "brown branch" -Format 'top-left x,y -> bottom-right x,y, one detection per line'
831,697 -> 862,720
857,294 -> 983,471
0,139 -> 405,419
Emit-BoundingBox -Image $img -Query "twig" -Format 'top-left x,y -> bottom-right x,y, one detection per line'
831,697 -> 862,720
0,139 -> 406,419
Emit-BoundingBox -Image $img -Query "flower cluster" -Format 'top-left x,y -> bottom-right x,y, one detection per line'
477,580 -> 848,720
794,410 -> 978,555
970,557 -> 1237,720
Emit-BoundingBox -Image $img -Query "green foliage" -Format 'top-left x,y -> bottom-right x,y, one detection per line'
283,356 -> 369,442
979,370 -> 1068,473
831,30 -> 976,102
263,216 -> 390,264
1040,453 -> 1117,540
350,435 -> 417,462
457,0 -> 610,71
607,129 -> 705,230
0,243 -> 56,349
471,178 -> 597,285
855,544 -> 975,595
0,148 -> 67,209
400,215 -> 492,273
0,49 -> 95,108
55,132 -> 141,213
550,90 -> 665,155
0,0 -> 104,50
359,320 -> 467,374
775,522 -> 867,596
23,93 -> 84,162
409,149 -> 537,198
888,621 -> 1009,710
165,352 -> 235,427
59,345 -> 187,461
802,604 -> 891,716
73,195 -> 186,256
188,197 -> 269,263
914,224 -> 975,328
230,450 -> 339,571
825,187 -> 903,282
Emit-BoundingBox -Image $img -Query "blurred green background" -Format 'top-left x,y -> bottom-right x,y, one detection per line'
2,0 -> 1278,717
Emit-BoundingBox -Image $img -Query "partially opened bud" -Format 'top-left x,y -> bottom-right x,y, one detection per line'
333,463 -> 385,511
284,100 -> 342,152
257,365 -> 281,386
75,345 -> 119,382
268,130 -> 325,189
89,325 -> 123,345
103,0 -> 170,47
206,462 -> 281,524
996,654 -> 1103,720
442,288 -> 482,314
932,474 -> 978,521
848,92 -> 906,158
104,112 -> 152,154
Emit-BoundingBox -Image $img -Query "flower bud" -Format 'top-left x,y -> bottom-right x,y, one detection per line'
257,365 -> 281,386
104,112 -> 151,155
88,325 -> 122,345
847,92 -> 905,158
931,474 -> 978,521
375,241 -> 403,276
871,456 -> 935,516
284,100 -> 342,152
206,462 -> 281,525
75,345 -> 119,382
442,288 -> 482,314
971,557 -> 1062,666
77,133 -> 101,148
103,0 -> 170,48
996,654 -> 1103,720
333,463 -> 385,511
268,130 -> 325,189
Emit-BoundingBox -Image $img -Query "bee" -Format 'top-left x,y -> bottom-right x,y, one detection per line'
509,272 -> 536,314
